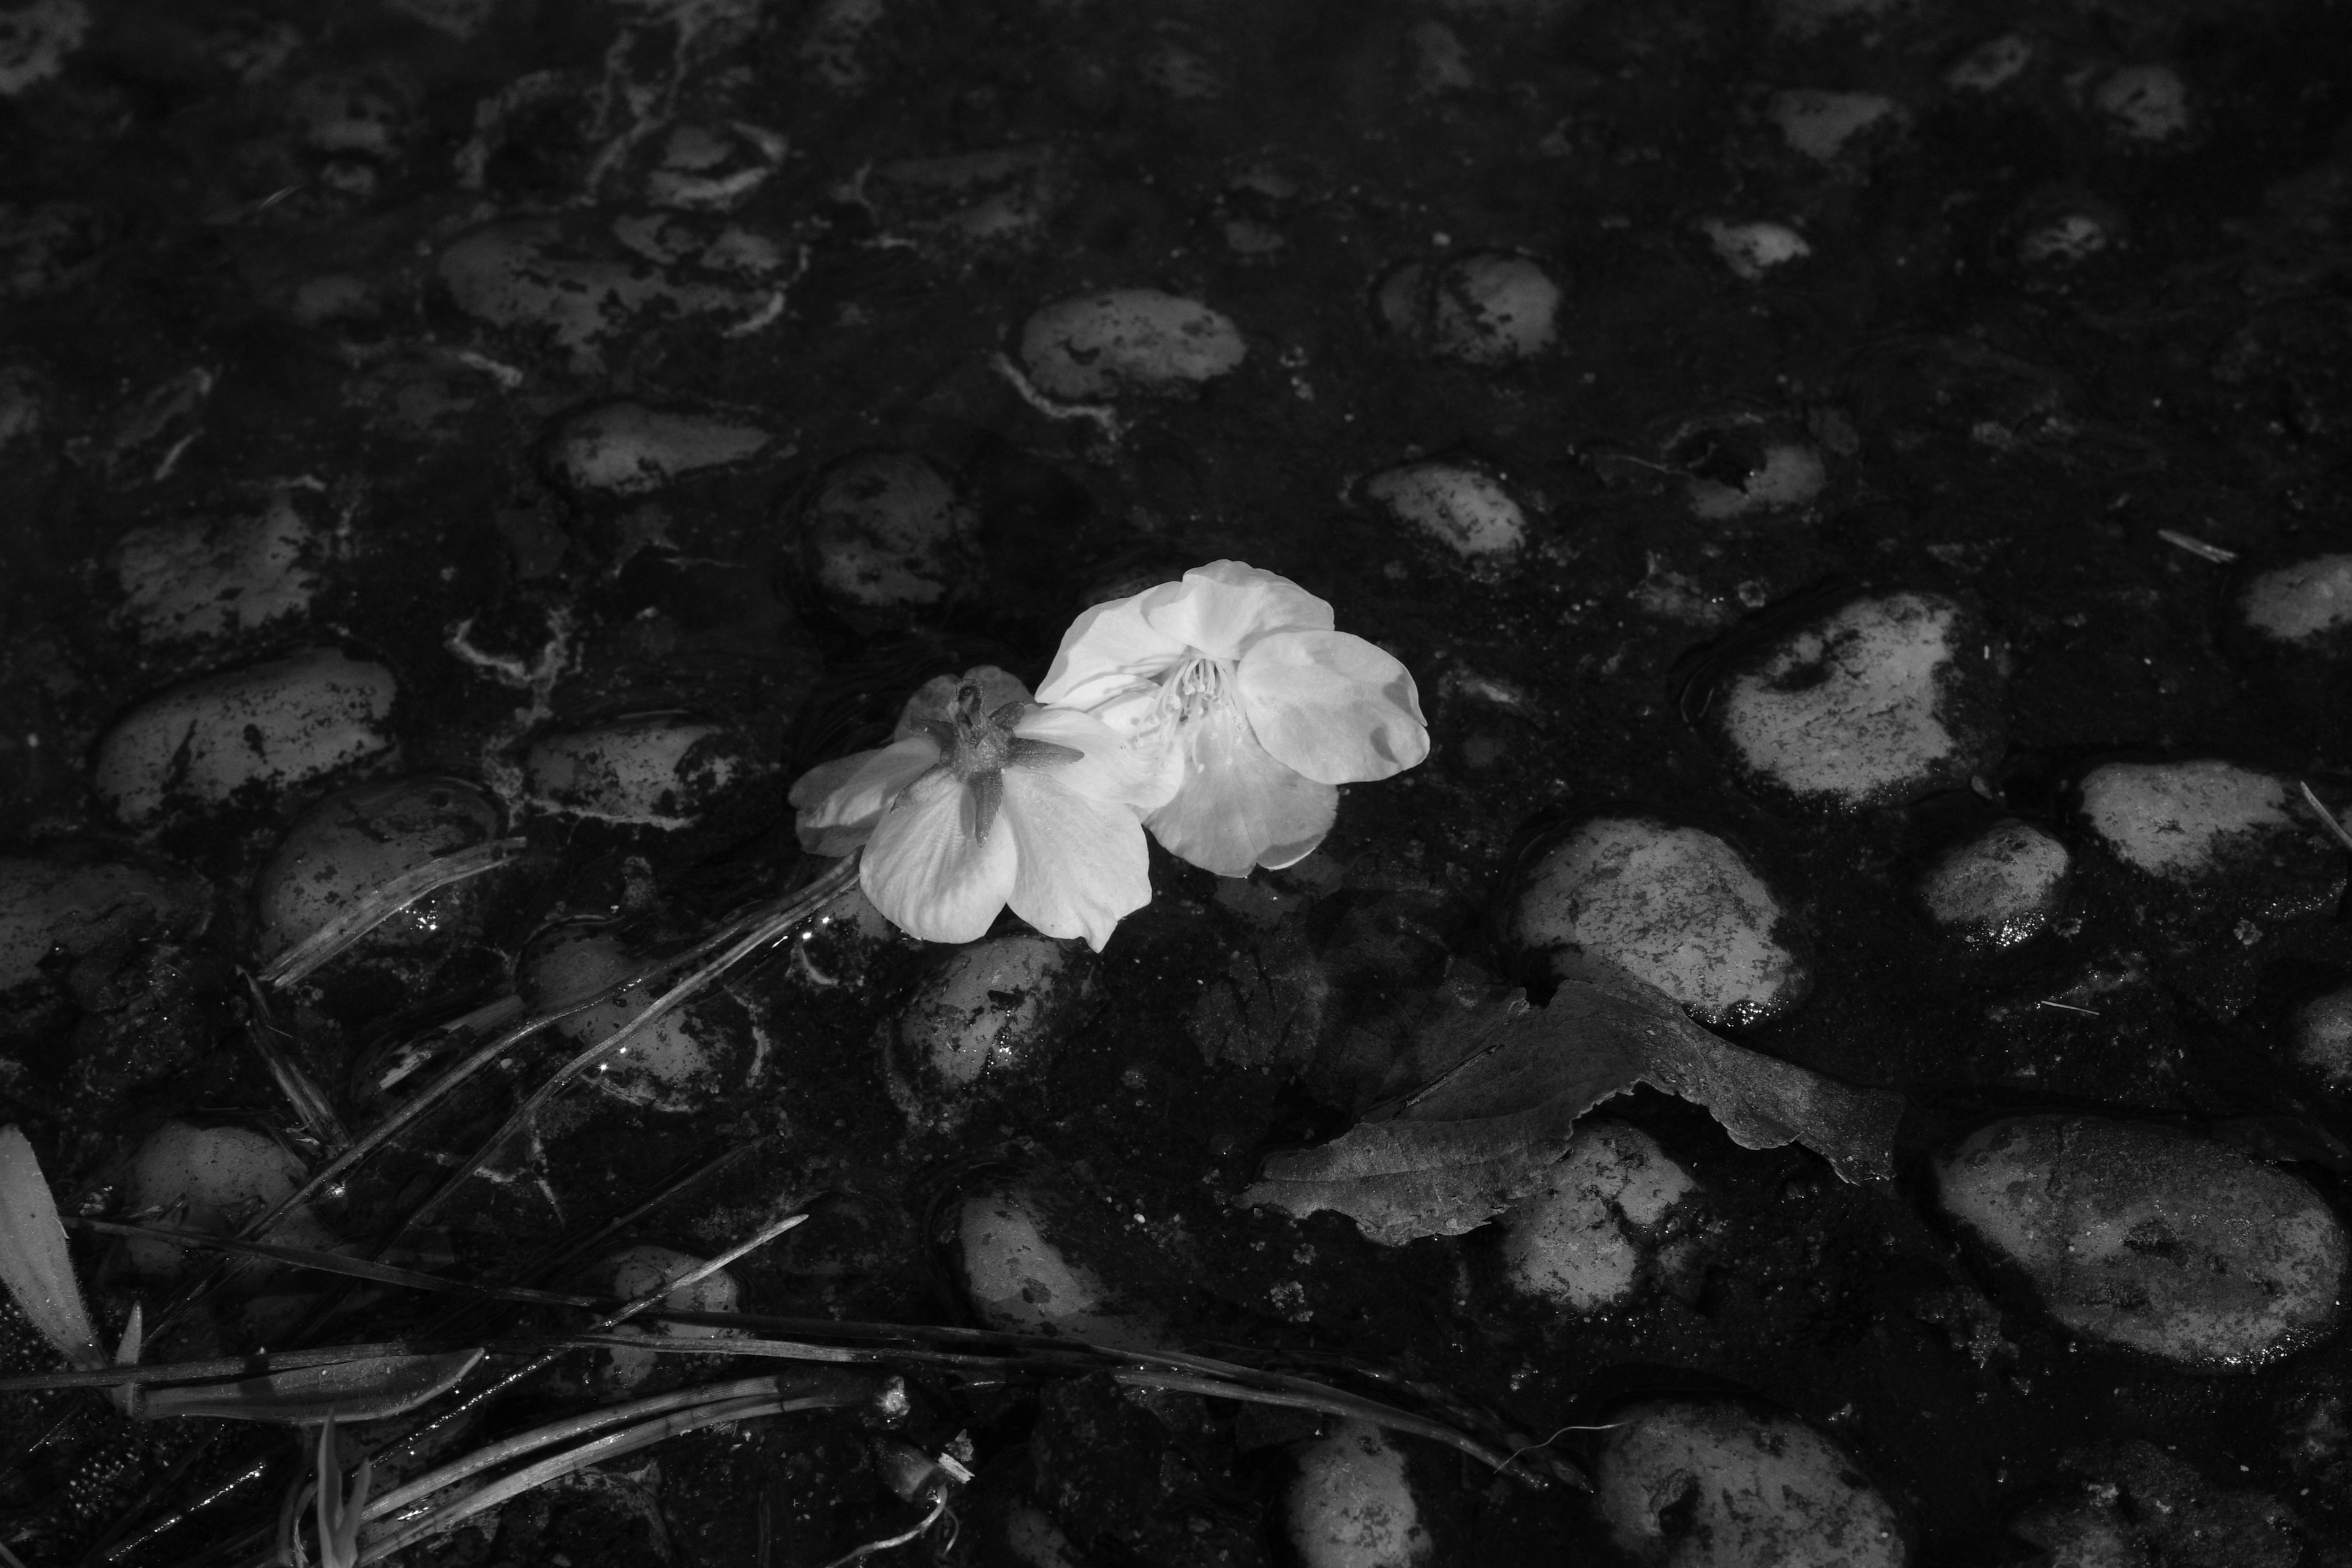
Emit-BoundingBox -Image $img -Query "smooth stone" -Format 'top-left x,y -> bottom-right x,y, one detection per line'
598,1244 -> 745,1389
2094,65 -> 2190,142
889,935 -> 1084,1123
2076,760 -> 2342,915
94,648 -> 398,826
438,217 -> 759,369
252,775 -> 503,967
1713,592 -> 2002,811
958,1187 -> 1158,1349
1702,219 -> 1812,281
2290,986 -> 2352,1090
546,402 -> 773,494
2016,203 -> 2120,267
866,145 -> 1072,252
524,714 -> 756,829
1019,288 -> 1246,401
1376,252 -> 1559,365
801,450 -> 978,612
1359,461 -> 1526,566
1946,34 -> 2034,92
1507,816 -> 1812,1028
1935,1115 -> 2348,1367
1597,1403 -> 1907,1568
0,853 -> 208,991
1770,91 -> 1902,164
1499,1123 -> 1696,1312
1917,820 -> 2070,949
1686,440 -> 1824,519
2239,555 -> 2352,645
110,491 -> 320,645
525,930 -> 725,1110
126,1120 -> 334,1277
1287,1422 -> 1434,1568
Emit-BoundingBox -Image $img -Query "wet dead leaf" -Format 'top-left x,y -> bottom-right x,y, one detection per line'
1242,960 -> 1902,1245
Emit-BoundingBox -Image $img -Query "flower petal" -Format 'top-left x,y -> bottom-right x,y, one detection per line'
1011,704 -> 1164,809
789,736 -> 943,854
1145,699 -> 1337,876
1035,587 -> 1191,710
891,665 -> 1033,741
1001,769 -> 1153,949
1140,560 -> 1334,661
1235,628 -> 1431,785
861,771 -> 1018,944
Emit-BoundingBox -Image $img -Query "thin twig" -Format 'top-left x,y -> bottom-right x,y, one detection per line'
2299,781 -> 2352,856
815,1494 -> 948,1568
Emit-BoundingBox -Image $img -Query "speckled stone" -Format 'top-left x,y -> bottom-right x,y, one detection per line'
2239,554 -> 2352,646
1286,1422 -> 1433,1568
1935,1115 -> 2348,1367
1019,288 -> 1246,400
1359,461 -> 1526,568
1498,1123 -> 1696,1312
1917,820 -> 2070,949
2075,760 -> 2344,918
1709,592 -> 2003,812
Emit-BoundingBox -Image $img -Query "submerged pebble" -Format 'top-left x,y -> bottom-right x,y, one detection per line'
1359,461 -> 1526,568
1702,219 -> 1811,281
2238,554 -> 2352,646
1710,592 -> 2003,812
888,935 -> 1087,1127
524,930 -> 734,1110
597,1244 -> 745,1389
546,402 -> 774,495
110,491 -> 322,646
2290,986 -> 2352,1091
1769,91 -> 1903,167
1596,1402 -> 1907,1568
2075,760 -> 2342,916
0,851 -> 208,992
94,648 -> 398,826
1505,816 -> 1811,1028
524,715 -> 759,829
1286,1421 -> 1433,1568
1917,820 -> 2070,949
799,450 -> 979,614
1934,1114 -> 2348,1367
1377,252 -> 1559,364
251,775 -> 503,970
126,1120 -> 334,1278
957,1186 -> 1159,1349
2093,65 -> 2192,144
1498,1123 -> 1696,1313
1019,289 -> 1246,401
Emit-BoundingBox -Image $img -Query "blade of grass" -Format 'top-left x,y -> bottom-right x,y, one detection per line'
260,840 -> 527,989
0,1343 -> 439,1395
0,1126 -> 102,1370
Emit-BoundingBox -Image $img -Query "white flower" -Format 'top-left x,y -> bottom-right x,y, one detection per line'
788,679 -> 1155,949
1035,560 -> 1430,876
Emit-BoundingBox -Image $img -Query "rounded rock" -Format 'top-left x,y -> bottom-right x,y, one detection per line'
597,1244 -> 745,1389
1506,816 -> 1812,1028
1917,820 -> 2070,949
888,935 -> 1088,1125
957,1186 -> 1158,1349
126,1120 -> 334,1277
1709,591 -> 2004,812
0,851 -> 209,992
2092,64 -> 2191,144
799,450 -> 979,614
1702,219 -> 1812,281
2075,760 -> 2343,916
1286,1421 -> 1434,1568
94,648 -> 398,826
1359,462 -> 1526,569
1934,1115 -> 2348,1367
546,402 -> 774,495
110,491 -> 322,646
1596,1402 -> 1907,1568
1019,289 -> 1246,401
251,775 -> 504,968
2289,986 -> 2352,1091
1376,252 -> 1559,365
524,714 -> 761,829
1770,90 -> 1904,167
1499,1123 -> 1697,1312
2239,555 -> 2352,647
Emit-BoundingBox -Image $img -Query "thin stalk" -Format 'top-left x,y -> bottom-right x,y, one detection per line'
242,981 -> 354,1156
816,1494 -> 948,1568
0,1343 -> 430,1396
356,1393 -> 838,1562
260,839 -> 527,989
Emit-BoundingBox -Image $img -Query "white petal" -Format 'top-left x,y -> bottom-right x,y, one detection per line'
1001,769 -> 1153,950
1035,586 -> 1190,710
1145,698 -> 1338,876
1236,629 -> 1430,785
861,771 -> 1017,944
789,737 -> 942,854
1141,560 -> 1334,661
1012,704 -> 1164,809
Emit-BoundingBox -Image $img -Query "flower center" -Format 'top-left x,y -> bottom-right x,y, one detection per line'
1163,654 -> 1234,722
908,682 -> 1085,845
